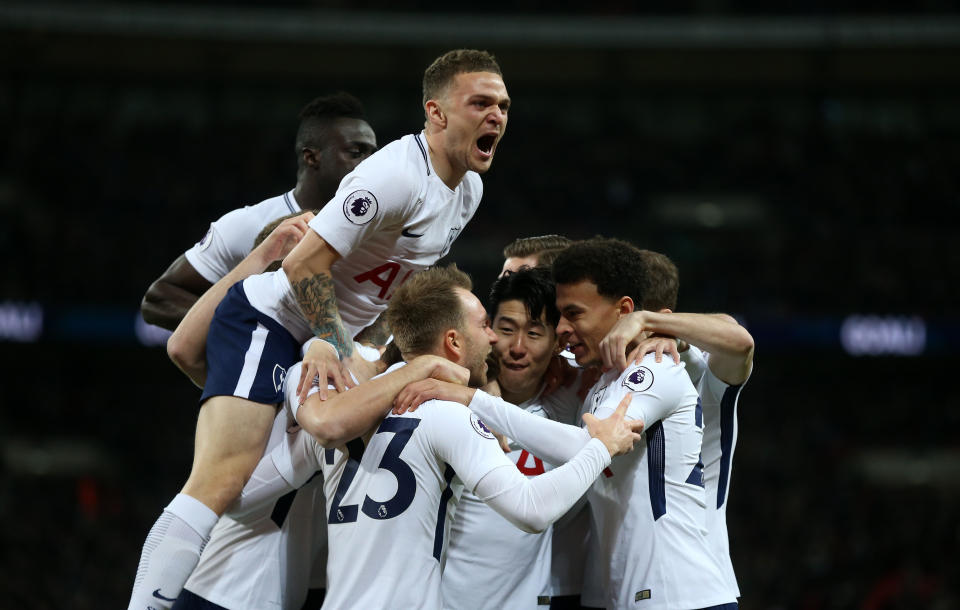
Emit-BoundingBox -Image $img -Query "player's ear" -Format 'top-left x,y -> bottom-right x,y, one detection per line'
443,328 -> 461,358
659,307 -> 672,314
616,296 -> 635,317
425,99 -> 446,128
301,147 -> 320,170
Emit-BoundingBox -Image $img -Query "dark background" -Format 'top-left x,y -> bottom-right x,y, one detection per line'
1,2 -> 959,608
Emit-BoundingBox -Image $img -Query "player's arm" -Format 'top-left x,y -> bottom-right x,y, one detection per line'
436,396 -> 638,533
167,213 -> 314,387
287,161 -> 419,367
295,355 -> 469,449
601,311 -> 754,385
141,255 -> 213,331
592,358 -> 695,433
282,231 -> 354,356
394,381 -> 638,467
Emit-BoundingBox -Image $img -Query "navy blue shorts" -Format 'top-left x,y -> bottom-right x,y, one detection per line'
200,282 -> 301,406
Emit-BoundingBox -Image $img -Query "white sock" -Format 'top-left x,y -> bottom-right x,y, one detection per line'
127,494 -> 219,610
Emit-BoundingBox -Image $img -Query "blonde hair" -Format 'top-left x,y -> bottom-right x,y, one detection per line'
385,264 -> 473,357
422,49 -> 501,107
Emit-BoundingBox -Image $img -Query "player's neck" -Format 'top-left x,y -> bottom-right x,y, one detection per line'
424,131 -> 465,190
293,179 -> 325,211
499,380 -> 539,406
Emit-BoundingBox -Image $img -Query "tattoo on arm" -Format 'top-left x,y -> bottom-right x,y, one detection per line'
354,312 -> 391,347
290,272 -> 354,358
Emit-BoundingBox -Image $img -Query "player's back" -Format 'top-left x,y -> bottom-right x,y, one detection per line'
323,399 -> 490,610
683,345 -> 744,599
583,354 -> 733,610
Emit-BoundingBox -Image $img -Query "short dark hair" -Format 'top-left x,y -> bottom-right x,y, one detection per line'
502,234 -> 572,260
552,237 -> 648,307
423,49 -> 502,107
295,92 -> 367,157
489,266 -> 559,328
385,264 -> 473,357
638,249 -> 679,311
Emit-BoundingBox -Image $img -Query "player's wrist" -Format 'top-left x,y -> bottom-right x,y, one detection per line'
588,437 -> 616,462
457,386 -> 477,405
302,337 -> 340,360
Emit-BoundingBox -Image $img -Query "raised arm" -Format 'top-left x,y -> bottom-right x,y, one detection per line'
601,310 -> 754,385
167,213 -> 313,386
141,255 -> 213,331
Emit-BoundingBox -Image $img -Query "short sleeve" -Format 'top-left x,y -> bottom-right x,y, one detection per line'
420,401 -> 515,494
699,352 -> 741,403
309,154 -> 420,259
594,356 -> 691,426
185,208 -> 262,282
679,344 -> 709,386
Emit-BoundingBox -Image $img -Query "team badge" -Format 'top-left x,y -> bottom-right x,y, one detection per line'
469,412 -> 495,439
622,366 -> 654,393
197,226 -> 213,251
272,364 -> 287,393
342,190 -> 378,225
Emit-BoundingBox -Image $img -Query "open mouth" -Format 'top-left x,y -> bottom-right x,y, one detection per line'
476,134 -> 496,156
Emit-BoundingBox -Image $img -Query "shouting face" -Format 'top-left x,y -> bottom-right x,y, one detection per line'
435,71 -> 510,178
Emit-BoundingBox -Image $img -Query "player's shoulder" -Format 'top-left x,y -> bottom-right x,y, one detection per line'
347,134 -> 426,197
616,352 -> 693,395
366,134 -> 428,179
412,399 -> 496,440
212,191 -> 297,228
239,191 -> 297,217
679,344 -> 708,385
534,381 -> 581,423
405,397 -> 470,420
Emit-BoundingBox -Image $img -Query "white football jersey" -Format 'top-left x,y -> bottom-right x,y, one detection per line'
580,353 -> 734,610
185,190 -> 301,283
321,398 -> 507,610
681,345 -> 745,599
542,380 -> 592,598
184,362 -> 325,610
242,132 -> 483,342
442,389 -> 565,610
